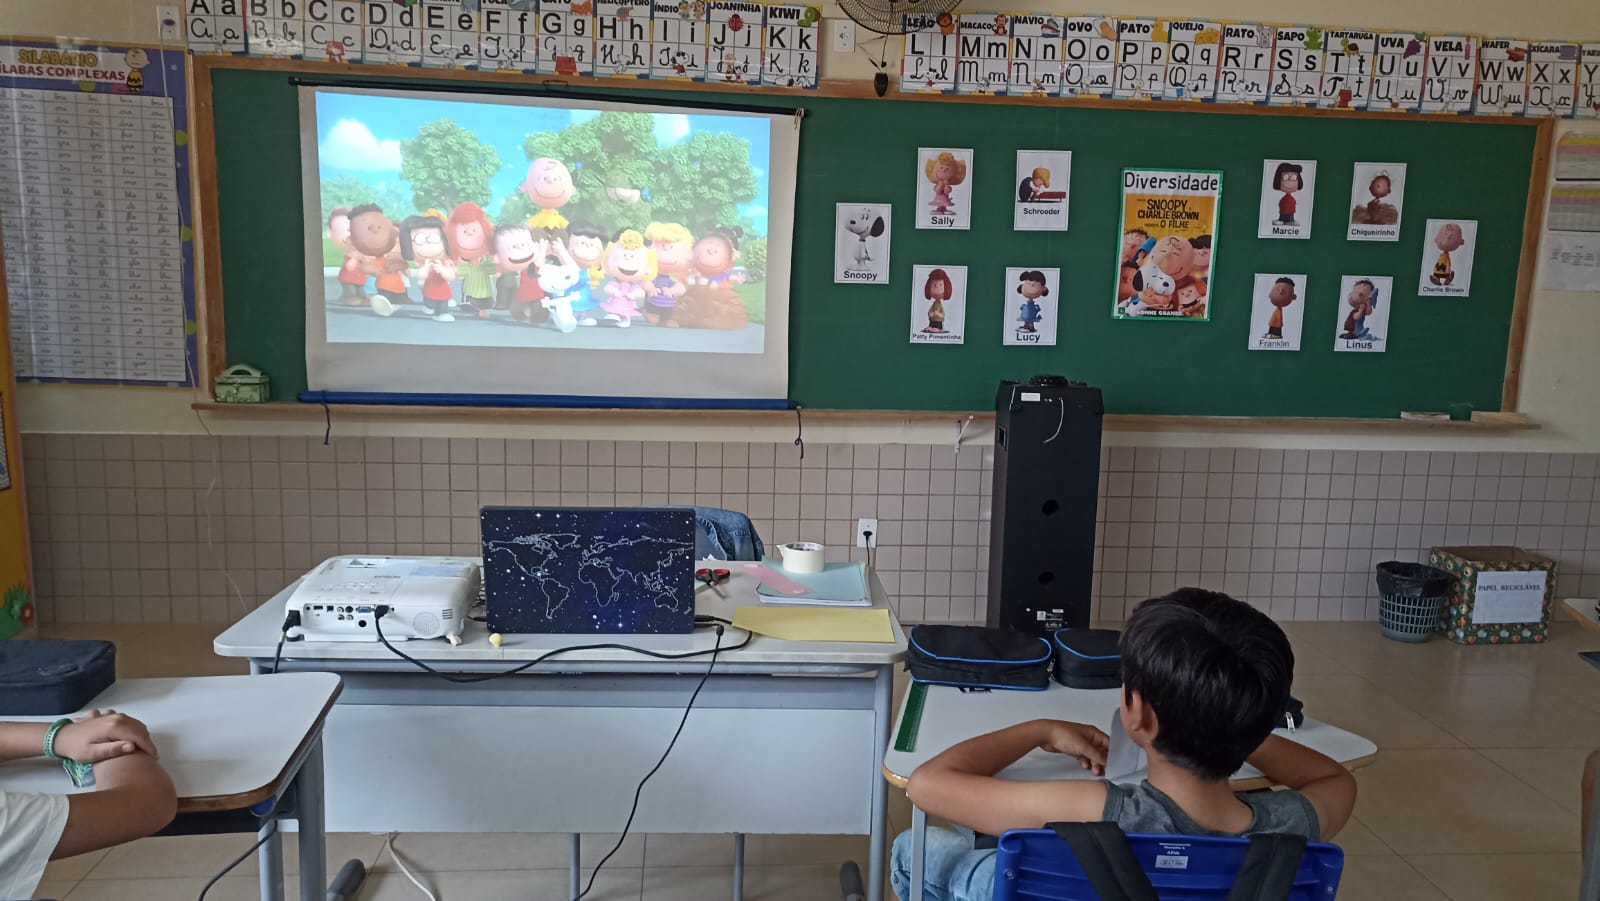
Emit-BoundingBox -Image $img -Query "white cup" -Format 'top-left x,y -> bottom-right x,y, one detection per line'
778,542 -> 826,574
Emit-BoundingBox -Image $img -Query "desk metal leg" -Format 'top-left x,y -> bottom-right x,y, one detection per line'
296,736 -> 329,901
732,833 -> 745,901
909,804 -> 926,901
869,664 -> 892,901
1582,789 -> 1600,901
258,820 -> 284,901
570,833 -> 581,900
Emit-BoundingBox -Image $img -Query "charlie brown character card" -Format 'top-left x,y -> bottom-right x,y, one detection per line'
1417,219 -> 1477,297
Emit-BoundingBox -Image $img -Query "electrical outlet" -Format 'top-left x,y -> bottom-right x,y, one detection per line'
831,19 -> 856,54
856,518 -> 878,548
157,5 -> 183,43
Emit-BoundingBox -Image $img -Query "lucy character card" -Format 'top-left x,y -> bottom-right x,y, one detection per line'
1247,274 -> 1305,351
1334,274 -> 1391,352
916,147 -> 973,229
1417,219 -> 1477,297
1003,267 -> 1060,346
1113,169 -> 1221,321
1014,150 -> 1071,231
1258,159 -> 1315,239
1347,162 -> 1406,242
834,203 -> 891,284
911,264 -> 967,343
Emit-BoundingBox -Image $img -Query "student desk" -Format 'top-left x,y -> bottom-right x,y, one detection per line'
214,565 -> 907,901
882,681 -> 1379,901
0,673 -> 342,901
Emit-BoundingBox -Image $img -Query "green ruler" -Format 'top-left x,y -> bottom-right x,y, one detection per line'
893,681 -> 929,752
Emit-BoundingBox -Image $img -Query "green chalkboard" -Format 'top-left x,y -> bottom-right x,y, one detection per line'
209,66 -> 1539,416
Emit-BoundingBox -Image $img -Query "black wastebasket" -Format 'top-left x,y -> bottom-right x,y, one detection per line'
1375,561 -> 1453,643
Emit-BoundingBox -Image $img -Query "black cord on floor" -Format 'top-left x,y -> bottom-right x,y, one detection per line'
370,608 -> 751,684
269,610 -> 299,674
574,624 -> 725,901
197,823 -> 278,901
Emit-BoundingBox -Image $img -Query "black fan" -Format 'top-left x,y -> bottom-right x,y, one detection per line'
837,0 -> 962,36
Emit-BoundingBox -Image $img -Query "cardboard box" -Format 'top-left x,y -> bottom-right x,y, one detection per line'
1430,546 -> 1556,645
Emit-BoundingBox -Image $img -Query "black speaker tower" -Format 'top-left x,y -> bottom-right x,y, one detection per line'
986,375 -> 1104,635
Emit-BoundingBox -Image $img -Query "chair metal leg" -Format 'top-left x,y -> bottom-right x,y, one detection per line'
570,833 -> 582,900
732,833 -> 746,901
911,804 -> 927,901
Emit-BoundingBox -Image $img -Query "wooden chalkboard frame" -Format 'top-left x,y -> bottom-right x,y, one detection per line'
190,55 -> 1552,423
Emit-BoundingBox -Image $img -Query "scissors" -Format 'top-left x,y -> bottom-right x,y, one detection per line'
695,567 -> 731,597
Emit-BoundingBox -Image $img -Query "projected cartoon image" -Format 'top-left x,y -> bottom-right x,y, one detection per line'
313,91 -> 772,353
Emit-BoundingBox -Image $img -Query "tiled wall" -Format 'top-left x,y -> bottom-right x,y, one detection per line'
18,434 -> 1600,625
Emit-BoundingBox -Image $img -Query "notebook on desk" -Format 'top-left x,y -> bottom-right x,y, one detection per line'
756,562 -> 871,607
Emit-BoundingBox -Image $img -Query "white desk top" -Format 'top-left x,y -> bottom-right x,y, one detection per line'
0,674 -> 341,811
882,682 -> 1378,792
1563,597 -> 1600,636
215,562 -> 907,668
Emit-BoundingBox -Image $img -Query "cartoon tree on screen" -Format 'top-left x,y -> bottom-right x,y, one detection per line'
525,111 -> 659,236
321,175 -> 410,219
400,119 -> 501,213
652,132 -> 759,235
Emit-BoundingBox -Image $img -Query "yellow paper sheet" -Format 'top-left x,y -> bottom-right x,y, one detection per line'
731,606 -> 895,643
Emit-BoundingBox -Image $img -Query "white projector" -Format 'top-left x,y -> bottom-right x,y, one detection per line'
285,556 -> 480,643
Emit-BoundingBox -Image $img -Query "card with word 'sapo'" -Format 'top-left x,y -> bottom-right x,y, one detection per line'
901,12 -> 958,93
760,5 -> 819,89
1114,18 -> 1166,99
955,13 -> 1010,95
650,0 -> 706,80
1319,30 -> 1376,108
1008,15 -> 1063,95
1269,26 -> 1323,107
1160,19 -> 1221,100
1366,31 -> 1425,112
1421,35 -> 1476,114
1475,38 -> 1530,115
1525,42 -> 1579,117
1059,16 -> 1116,98
1215,23 -> 1273,104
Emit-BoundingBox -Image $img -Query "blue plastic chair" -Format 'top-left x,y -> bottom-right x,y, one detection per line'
992,828 -> 1344,900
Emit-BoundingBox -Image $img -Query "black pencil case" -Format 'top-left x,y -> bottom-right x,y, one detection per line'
0,640 -> 117,716
906,625 -> 1053,691
1051,628 -> 1123,689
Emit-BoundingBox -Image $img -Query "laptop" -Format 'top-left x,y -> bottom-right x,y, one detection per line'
480,507 -> 698,634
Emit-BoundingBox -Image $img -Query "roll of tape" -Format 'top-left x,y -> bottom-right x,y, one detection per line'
778,541 -> 826,575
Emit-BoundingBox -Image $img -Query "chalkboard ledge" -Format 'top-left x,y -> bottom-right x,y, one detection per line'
190,403 -> 1537,432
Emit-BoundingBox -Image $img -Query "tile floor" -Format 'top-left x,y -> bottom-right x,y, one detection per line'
30,617 -> 1600,900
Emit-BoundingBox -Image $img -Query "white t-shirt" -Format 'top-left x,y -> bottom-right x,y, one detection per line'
0,790 -> 69,900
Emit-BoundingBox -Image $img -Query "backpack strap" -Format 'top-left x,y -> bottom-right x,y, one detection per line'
1047,822 -> 1159,901
1223,833 -> 1309,901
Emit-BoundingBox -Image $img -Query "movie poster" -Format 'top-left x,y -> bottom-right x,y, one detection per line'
1001,267 -> 1060,345
910,264 -> 967,343
1014,150 -> 1071,231
834,203 -> 891,284
1247,273 -> 1305,351
1113,168 -> 1221,321
1258,159 -> 1315,239
1417,218 -> 1477,296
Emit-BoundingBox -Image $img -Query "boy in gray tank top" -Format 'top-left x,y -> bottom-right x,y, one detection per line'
891,589 -> 1357,901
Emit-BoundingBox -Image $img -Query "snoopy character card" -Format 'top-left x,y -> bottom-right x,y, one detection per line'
916,147 -> 973,229
1333,274 -> 1392,352
1416,218 -> 1477,297
1002,267 -> 1060,345
1247,273 -> 1306,351
1014,150 -> 1072,231
834,203 -> 892,284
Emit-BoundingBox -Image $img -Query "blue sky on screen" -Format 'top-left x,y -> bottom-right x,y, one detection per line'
314,91 -> 772,231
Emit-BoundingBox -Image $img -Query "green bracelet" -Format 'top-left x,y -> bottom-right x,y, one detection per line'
41,719 -> 94,788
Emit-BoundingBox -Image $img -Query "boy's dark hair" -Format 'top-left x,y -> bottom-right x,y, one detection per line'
1190,234 -> 1212,250
1271,162 -> 1303,191
1121,588 -> 1293,781
1275,277 -> 1295,287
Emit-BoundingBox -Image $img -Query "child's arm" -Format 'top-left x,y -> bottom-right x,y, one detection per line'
1245,735 -> 1357,840
906,720 -> 1110,837
0,711 -> 159,763
53,751 -> 177,858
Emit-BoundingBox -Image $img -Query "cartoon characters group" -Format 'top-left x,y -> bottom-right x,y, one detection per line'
324,157 -> 750,332
1117,229 -> 1210,318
